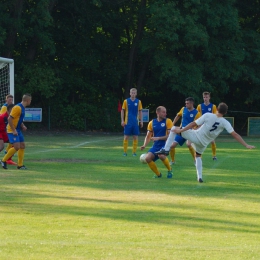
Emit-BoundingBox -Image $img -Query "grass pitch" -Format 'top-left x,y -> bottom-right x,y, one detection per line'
0,133 -> 259,260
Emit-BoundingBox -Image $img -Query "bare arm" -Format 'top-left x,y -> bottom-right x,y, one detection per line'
172,115 -> 181,126
140,131 -> 153,150
8,116 -> 18,135
139,110 -> 143,128
21,123 -> 27,131
174,121 -> 198,133
231,131 -> 255,149
121,109 -> 125,127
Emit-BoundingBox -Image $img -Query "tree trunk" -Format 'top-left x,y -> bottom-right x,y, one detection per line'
124,0 -> 146,98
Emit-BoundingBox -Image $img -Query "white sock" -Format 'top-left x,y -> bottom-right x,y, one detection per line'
164,126 -> 177,151
195,157 -> 202,180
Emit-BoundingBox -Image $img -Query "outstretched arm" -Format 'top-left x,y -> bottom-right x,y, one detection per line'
231,131 -> 255,149
174,121 -> 198,134
140,131 -> 153,150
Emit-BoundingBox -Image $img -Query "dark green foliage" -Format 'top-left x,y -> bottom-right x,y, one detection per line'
0,0 -> 259,131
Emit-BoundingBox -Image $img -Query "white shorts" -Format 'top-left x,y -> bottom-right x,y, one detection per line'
181,130 -> 207,155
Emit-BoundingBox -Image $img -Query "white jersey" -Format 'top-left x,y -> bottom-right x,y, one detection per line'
193,113 -> 234,146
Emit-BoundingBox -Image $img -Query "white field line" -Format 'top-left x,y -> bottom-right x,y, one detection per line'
27,136 -> 122,154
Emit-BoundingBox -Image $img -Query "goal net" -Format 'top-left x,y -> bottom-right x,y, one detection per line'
0,57 -> 14,106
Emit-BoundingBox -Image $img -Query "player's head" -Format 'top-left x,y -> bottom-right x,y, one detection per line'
22,93 -> 32,106
185,97 -> 195,109
202,92 -> 211,103
7,104 -> 14,114
156,106 -> 167,120
129,88 -> 137,98
217,103 -> 228,115
5,94 -> 13,105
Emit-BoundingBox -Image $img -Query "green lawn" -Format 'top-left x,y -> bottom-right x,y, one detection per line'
0,133 -> 259,260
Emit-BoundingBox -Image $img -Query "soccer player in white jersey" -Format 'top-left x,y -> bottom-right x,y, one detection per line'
156,103 -> 255,183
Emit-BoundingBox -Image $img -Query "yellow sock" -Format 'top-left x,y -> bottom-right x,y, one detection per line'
6,143 -> 13,152
170,148 -> 175,162
2,147 -> 16,162
189,146 -> 196,160
133,139 -> 138,154
211,142 -> 216,157
162,157 -> 171,171
123,140 -> 128,153
148,161 -> 161,176
18,149 -> 25,167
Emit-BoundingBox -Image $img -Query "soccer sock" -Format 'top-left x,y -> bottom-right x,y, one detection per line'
189,146 -> 196,161
164,126 -> 177,151
162,157 -> 171,171
132,139 -> 138,154
148,161 -> 161,176
170,148 -> 175,162
2,147 -> 16,162
123,140 -> 128,153
6,143 -> 12,152
195,157 -> 203,180
18,149 -> 25,167
6,143 -> 14,160
211,142 -> 217,157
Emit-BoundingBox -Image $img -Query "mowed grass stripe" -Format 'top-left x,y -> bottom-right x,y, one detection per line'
0,134 -> 259,259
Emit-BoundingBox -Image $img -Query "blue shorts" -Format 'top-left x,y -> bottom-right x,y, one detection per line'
7,131 -> 25,144
148,146 -> 160,162
148,140 -> 166,162
174,134 -> 186,146
124,124 -> 139,136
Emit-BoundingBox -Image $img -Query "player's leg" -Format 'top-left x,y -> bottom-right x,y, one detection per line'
159,154 -> 172,178
169,147 -> 175,165
186,140 -> 196,163
211,140 -> 217,160
195,153 -> 203,183
16,132 -> 27,169
182,130 -> 205,182
193,143 -> 206,182
123,125 -> 130,156
1,133 -> 20,169
5,141 -> 17,165
155,126 -> 177,154
17,141 -> 26,169
145,150 -> 162,178
132,125 -> 140,156
132,136 -> 138,156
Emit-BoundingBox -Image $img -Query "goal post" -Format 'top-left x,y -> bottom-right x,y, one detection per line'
0,57 -> 15,105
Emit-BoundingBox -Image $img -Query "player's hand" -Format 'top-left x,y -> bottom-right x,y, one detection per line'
140,122 -> 143,128
121,121 -> 125,127
22,125 -> 27,131
246,145 -> 255,149
13,130 -> 18,136
173,127 -> 181,134
140,145 -> 145,150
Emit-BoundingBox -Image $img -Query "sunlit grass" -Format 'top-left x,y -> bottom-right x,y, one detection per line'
0,133 -> 259,259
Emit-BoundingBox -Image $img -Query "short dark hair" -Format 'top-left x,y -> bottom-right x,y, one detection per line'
156,106 -> 166,113
7,104 -> 14,112
6,94 -> 13,99
185,97 -> 194,103
217,103 -> 228,115
202,92 -> 210,96
22,93 -> 32,101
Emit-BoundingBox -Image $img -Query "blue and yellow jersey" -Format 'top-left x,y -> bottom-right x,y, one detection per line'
7,103 -> 25,133
147,118 -> 173,148
0,103 -> 8,115
197,103 -> 217,115
177,107 -> 200,127
122,98 -> 142,125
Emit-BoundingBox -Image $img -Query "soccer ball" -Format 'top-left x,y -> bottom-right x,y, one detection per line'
140,153 -> 147,164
